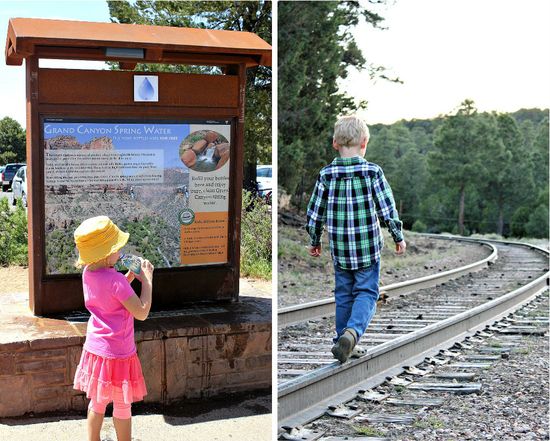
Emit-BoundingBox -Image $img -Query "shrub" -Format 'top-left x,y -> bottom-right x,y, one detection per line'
0,198 -> 28,266
511,206 -> 531,237
241,190 -> 272,279
412,220 -> 427,233
525,205 -> 549,239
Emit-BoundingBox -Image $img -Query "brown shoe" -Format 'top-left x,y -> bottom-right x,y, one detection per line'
331,329 -> 357,363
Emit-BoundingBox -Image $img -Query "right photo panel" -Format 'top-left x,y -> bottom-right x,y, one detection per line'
277,1 -> 550,440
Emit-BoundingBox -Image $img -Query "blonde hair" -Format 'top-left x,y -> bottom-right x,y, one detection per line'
74,255 -> 111,271
333,115 -> 370,147
86,257 -> 110,272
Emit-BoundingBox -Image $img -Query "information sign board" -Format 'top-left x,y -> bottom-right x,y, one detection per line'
43,119 -> 231,275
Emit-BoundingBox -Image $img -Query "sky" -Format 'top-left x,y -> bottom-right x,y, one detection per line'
343,0 -> 550,124
0,1 -> 110,127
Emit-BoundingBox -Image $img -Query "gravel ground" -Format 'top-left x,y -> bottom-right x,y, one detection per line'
278,242 -> 545,382
0,266 -> 28,294
304,292 -> 550,440
278,222 -> 491,307
0,391 -> 272,441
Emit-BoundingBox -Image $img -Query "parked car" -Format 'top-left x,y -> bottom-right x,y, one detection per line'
1,163 -> 25,192
256,164 -> 272,200
12,166 -> 27,207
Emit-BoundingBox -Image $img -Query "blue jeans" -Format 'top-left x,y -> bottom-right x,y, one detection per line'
333,260 -> 380,343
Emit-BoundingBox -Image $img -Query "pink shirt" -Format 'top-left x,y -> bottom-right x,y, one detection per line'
82,266 -> 137,359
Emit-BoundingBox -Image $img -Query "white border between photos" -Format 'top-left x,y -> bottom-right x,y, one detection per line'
271,1 -> 278,440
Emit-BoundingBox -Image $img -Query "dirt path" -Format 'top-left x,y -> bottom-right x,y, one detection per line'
0,267 -> 272,299
0,266 -> 28,294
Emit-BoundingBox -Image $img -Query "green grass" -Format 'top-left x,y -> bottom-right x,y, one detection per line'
487,339 -> 503,348
524,309 -> 546,318
278,237 -> 310,260
413,416 -> 445,429
353,425 -> 385,436
515,346 -> 531,355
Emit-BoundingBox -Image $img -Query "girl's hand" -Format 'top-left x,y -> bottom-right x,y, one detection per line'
135,259 -> 154,286
125,271 -> 135,284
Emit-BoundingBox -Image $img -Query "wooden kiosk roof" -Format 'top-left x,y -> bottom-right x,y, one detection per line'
5,17 -> 271,67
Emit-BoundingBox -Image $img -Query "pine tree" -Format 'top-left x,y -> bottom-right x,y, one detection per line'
278,1 -> 388,202
428,100 -> 485,235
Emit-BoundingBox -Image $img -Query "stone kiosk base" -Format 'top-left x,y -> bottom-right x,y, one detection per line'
0,292 -> 271,418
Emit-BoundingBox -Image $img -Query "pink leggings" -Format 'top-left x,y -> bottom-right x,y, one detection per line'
88,386 -> 132,419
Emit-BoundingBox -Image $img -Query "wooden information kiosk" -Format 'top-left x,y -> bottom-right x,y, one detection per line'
5,17 -> 271,316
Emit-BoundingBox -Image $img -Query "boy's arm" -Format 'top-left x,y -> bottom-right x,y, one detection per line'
305,174 -> 328,247
372,168 -> 404,244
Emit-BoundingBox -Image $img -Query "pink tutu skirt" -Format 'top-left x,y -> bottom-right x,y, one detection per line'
73,348 -> 147,404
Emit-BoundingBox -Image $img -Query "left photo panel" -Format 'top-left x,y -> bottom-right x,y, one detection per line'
0,2 -> 272,441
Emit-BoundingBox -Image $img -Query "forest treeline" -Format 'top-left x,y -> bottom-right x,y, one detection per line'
278,1 -> 548,239
280,102 -> 549,239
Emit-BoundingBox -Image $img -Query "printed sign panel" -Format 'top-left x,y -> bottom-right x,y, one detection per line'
43,119 -> 231,275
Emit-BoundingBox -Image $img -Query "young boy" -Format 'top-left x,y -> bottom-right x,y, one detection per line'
306,115 -> 406,363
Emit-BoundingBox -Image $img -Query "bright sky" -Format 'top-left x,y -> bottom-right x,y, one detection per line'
343,0 -> 550,124
0,1 -> 110,127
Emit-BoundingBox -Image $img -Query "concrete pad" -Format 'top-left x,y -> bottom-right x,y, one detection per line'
0,391 -> 272,441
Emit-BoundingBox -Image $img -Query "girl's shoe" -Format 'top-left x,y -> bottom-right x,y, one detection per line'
331,329 -> 356,363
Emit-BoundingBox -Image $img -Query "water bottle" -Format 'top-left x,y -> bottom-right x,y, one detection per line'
119,254 -> 142,275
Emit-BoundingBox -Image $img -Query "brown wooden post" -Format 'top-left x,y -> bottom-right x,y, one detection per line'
25,55 -> 42,315
227,63 -> 247,298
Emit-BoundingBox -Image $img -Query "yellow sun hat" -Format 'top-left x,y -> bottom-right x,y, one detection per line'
74,216 -> 129,265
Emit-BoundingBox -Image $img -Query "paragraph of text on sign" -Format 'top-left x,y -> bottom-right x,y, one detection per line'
45,150 -> 164,186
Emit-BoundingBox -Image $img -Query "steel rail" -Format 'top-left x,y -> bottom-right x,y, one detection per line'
279,235 -> 498,328
278,237 -> 549,428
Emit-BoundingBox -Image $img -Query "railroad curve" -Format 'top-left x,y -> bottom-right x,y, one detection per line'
278,235 -> 549,429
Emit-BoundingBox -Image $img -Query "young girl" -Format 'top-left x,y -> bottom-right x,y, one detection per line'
72,216 -> 154,441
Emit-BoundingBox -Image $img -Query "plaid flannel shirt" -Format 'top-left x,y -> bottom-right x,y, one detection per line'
305,156 -> 404,270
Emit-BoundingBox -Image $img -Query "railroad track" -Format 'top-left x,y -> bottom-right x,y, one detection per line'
279,236 -> 497,327
277,235 -> 549,432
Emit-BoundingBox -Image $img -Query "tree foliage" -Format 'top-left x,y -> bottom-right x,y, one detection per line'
0,198 -> 28,266
0,117 -> 26,164
107,1 -> 272,187
283,96 -> 548,238
240,190 -> 271,279
278,1 -> 395,202
380,106 -> 547,238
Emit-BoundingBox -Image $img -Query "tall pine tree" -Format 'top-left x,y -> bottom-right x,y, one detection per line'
278,1 -> 389,203
429,100 -> 486,235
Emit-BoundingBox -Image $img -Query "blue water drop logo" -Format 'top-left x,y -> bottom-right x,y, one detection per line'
138,77 -> 155,100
